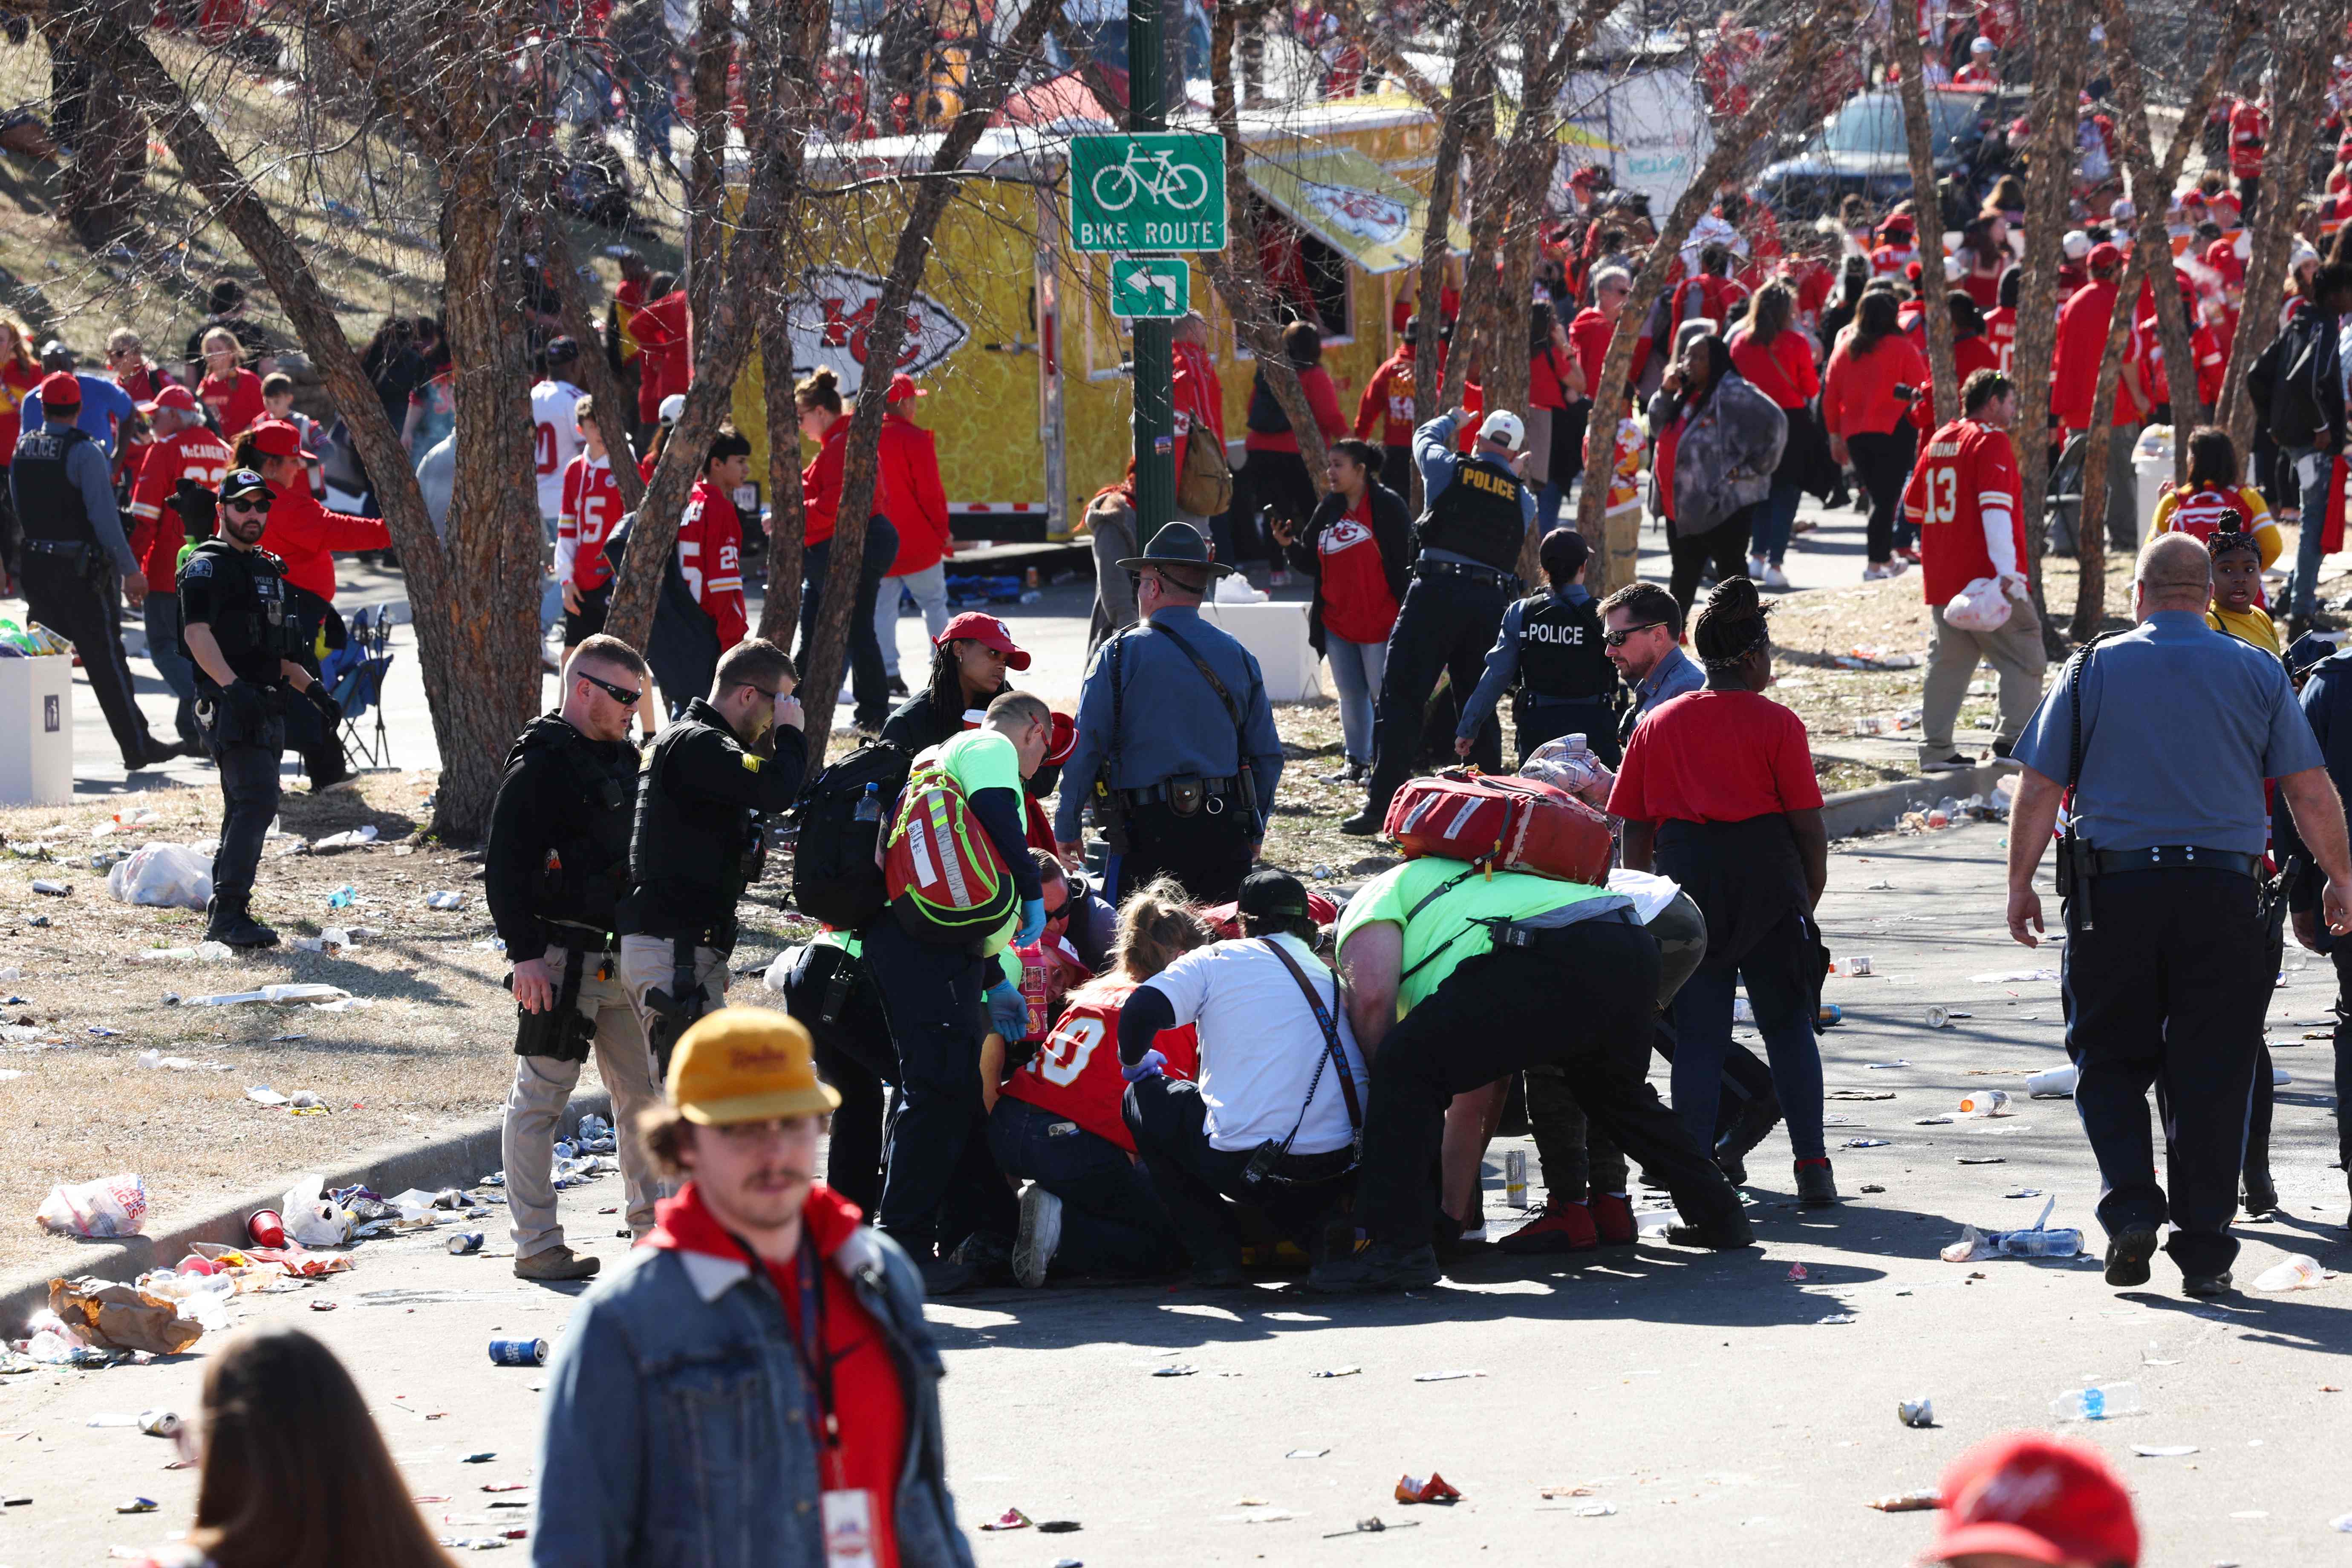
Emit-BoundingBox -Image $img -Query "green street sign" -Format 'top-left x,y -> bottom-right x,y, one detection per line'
1109,257 -> 1190,319
1069,133 -> 1226,253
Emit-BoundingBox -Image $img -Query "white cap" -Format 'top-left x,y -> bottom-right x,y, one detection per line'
1970,35 -> 1994,52
657,393 -> 686,424
2292,237 -> 2321,271
2062,230 -> 2091,260
2112,198 -> 2135,223
1943,254 -> 1967,281
1477,409 -> 1526,453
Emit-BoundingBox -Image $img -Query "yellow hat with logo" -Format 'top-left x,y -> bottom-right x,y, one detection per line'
665,1007 -> 842,1125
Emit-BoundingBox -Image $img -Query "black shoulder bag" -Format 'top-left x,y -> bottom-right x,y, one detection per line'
1246,938 -> 1364,1186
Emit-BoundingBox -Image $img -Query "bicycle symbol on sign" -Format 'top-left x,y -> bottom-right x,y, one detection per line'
1088,142 -> 1210,213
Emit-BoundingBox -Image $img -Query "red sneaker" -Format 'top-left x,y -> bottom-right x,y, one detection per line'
1498,1200 -> 1598,1254
1590,1193 -> 1637,1246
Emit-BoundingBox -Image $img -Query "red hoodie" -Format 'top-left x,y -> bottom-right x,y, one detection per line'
646,1181 -> 907,1568
258,477 -> 391,602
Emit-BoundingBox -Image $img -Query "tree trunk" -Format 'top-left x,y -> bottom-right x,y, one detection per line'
791,0 -> 1064,764
756,314 -> 811,647
685,0 -> 733,334
1405,0 -> 1500,491
2068,245 -> 2150,641
1577,0 -> 1864,598
1896,18 -> 1957,420
544,220 -> 650,512
51,14 -> 145,249
2009,0 -> 2084,651
2217,20 -> 2330,453
2097,0 -> 2255,485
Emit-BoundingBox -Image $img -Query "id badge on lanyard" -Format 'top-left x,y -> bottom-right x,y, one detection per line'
792,1238 -> 876,1567
820,1488 -> 877,1568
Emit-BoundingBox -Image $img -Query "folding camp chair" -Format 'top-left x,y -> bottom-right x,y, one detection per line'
328,603 -> 397,768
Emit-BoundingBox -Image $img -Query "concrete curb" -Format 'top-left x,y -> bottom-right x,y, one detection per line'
1821,763 -> 2011,840
4,1092 -> 612,1336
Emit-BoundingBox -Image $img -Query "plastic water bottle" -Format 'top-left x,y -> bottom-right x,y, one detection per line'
853,782 -> 881,824
1959,1089 -> 2010,1116
2049,1381 -> 2141,1421
1997,1228 -> 2082,1258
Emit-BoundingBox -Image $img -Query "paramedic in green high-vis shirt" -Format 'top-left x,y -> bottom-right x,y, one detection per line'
866,690 -> 1052,1297
1310,859 -> 1755,1294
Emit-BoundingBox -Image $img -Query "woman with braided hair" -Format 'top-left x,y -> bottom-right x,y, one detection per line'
1607,576 -> 1835,1206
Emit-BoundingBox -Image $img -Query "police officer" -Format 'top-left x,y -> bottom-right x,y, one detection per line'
2006,534 -> 2352,1299
1053,521 -> 1284,904
1451,527 -> 1623,768
1342,406 -> 1537,835
486,634 -> 659,1282
616,638 -> 807,1079
11,370 -> 177,771
176,468 -> 339,948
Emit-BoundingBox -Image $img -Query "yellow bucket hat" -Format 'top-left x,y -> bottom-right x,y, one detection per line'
665,1007 -> 843,1125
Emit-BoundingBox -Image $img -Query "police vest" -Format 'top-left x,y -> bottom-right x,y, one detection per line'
1417,454 -> 1527,573
625,705 -> 762,935
13,425 -> 94,545
177,540 -> 304,679
1515,593 -> 1616,702
506,714 -> 640,934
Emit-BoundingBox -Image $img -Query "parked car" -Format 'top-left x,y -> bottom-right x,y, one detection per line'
1755,85 -> 2027,220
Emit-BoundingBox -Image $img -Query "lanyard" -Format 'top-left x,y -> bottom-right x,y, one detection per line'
731,1230 -> 841,1466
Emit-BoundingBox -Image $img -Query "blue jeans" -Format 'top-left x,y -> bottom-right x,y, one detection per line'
2283,445 -> 2337,617
1325,635 -> 1387,765
987,1095 -> 1181,1277
1668,913 -> 1825,1161
143,591 -> 199,743
1536,481 -> 1565,530
1749,476 -> 1802,566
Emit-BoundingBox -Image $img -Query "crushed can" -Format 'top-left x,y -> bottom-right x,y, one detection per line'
489,1337 -> 548,1367
137,1409 -> 180,1438
1924,1006 -> 1951,1029
1504,1150 -> 1529,1210
1897,1396 -> 1935,1428
447,1231 -> 485,1255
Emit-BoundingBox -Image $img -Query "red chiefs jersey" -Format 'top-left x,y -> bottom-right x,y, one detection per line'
677,478 -> 747,647
559,454 -> 623,592
127,425 -> 234,591
1001,978 -> 1201,1152
2228,99 -> 2267,179
1985,306 -> 2017,372
2153,481 -> 2266,545
1904,418 -> 2023,606
1354,349 -> 1417,446
1317,495 -> 1400,645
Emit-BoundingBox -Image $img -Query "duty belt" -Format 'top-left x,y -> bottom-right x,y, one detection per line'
1413,558 -> 1520,590
1123,775 -> 1240,808
2089,846 -> 2262,879
543,918 -> 618,955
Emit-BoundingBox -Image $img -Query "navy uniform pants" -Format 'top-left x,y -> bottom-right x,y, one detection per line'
1111,798 -> 1253,904
2062,867 -> 2268,1278
866,917 -> 1014,1256
200,693 -> 286,906
1365,569 -> 1509,819
23,554 -> 158,768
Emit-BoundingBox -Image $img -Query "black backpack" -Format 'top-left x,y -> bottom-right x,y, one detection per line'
787,740 -> 912,930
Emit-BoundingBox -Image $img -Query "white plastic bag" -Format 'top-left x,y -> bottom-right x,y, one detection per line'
37,1173 -> 149,1238
1944,577 -> 2012,633
107,843 -> 214,912
281,1174 -> 352,1248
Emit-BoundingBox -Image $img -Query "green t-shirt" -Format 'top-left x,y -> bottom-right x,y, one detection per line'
1336,859 -> 1619,1014
923,728 -> 1024,958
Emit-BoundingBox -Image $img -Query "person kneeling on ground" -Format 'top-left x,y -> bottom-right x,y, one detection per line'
1310,861 -> 1752,1293
534,1008 -> 974,1568
1120,870 -> 1368,1287
990,879 -> 1212,1287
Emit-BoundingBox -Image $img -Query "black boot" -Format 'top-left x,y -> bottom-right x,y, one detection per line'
2242,1166 -> 2278,1216
1714,1091 -> 1783,1185
204,894 -> 278,949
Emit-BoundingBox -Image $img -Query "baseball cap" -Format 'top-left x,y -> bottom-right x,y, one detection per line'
37,370 -> 80,407
2087,241 -> 2122,271
545,335 -> 578,365
38,340 -> 72,369
1969,34 -> 1994,52
885,372 -> 927,403
1044,709 -> 1079,766
937,611 -> 1031,670
1478,409 -> 1526,452
140,383 -> 199,416
219,468 -> 272,505
2062,229 -> 2092,260
666,1008 -> 841,1126
658,393 -> 686,424
245,419 -> 316,461
1922,1433 -> 2138,1566
1236,868 -> 1312,927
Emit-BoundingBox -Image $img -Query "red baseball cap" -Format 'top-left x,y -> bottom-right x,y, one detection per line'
2087,241 -> 2123,271
246,418 -> 316,461
1044,710 -> 1078,766
885,372 -> 927,403
1922,1434 -> 2139,1567
139,384 -> 199,416
38,370 -> 79,407
936,611 -> 1030,671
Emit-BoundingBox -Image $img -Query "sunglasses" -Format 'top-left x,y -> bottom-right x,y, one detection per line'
579,670 -> 642,706
1602,621 -> 1667,647
223,498 -> 271,514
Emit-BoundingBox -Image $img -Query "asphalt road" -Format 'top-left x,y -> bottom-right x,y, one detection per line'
6,819 -> 2349,1566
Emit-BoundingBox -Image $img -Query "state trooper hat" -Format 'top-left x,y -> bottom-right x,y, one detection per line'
1116,520 -> 1234,579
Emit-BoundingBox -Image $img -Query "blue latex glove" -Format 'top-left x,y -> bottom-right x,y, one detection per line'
1121,1047 -> 1168,1083
1016,896 -> 1047,946
986,979 -> 1027,1041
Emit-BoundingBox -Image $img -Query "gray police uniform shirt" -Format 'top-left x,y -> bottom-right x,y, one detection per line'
1054,604 -> 1284,843
2010,610 -> 2323,856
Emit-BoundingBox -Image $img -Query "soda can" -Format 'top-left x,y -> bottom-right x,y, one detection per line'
489,1337 -> 549,1367
1896,1396 -> 1935,1428
1504,1150 -> 1529,1210
447,1231 -> 485,1255
137,1409 -> 180,1438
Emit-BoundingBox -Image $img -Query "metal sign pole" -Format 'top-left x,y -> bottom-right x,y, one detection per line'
1127,0 -> 1176,537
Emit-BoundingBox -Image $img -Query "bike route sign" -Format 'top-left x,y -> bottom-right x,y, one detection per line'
1069,133 -> 1226,253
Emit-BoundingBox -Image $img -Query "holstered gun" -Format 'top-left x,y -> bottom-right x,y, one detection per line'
644,936 -> 708,1081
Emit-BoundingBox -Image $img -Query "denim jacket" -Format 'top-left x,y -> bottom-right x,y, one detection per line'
531,1224 -> 974,1568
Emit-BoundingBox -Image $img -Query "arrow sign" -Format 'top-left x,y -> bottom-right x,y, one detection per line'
1110,257 -> 1190,320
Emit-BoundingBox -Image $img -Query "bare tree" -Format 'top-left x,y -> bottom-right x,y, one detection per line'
2009,0 -> 2086,647
1894,19 -> 1956,420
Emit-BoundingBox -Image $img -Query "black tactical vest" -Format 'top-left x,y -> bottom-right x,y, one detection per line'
506,715 -> 641,933
13,425 -> 93,544
1515,592 -> 1616,701
1417,452 -> 1527,573
177,540 -> 304,682
623,700 -> 762,936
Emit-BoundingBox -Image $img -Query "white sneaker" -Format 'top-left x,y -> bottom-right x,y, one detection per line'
1013,1184 -> 1064,1288
1763,563 -> 1791,590
1747,554 -> 1768,579
1863,563 -> 1888,581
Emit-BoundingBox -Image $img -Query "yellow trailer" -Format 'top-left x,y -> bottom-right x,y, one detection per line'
736,96 -> 1470,541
